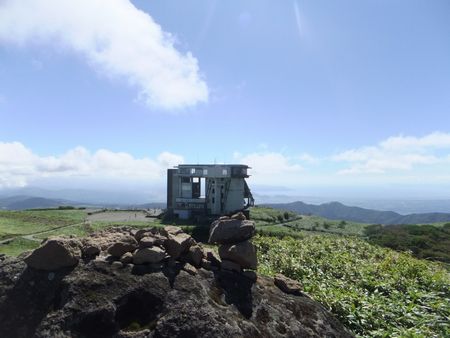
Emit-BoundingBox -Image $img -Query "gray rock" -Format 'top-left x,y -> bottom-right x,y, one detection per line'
218,240 -> 257,270
204,248 -> 221,266
242,270 -> 258,282
164,233 -> 195,259
81,244 -> 101,257
187,244 -> 204,267
221,259 -> 241,272
182,263 -> 197,276
274,274 -> 303,296
231,211 -> 247,220
133,247 -> 166,264
139,236 -> 156,248
111,261 -> 123,269
107,236 -> 138,257
24,237 -> 81,271
201,258 -> 212,270
209,219 -> 255,244
162,225 -> 184,236
120,252 -> 133,264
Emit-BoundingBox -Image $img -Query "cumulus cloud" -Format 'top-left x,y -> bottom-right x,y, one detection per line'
0,0 -> 208,109
334,132 -> 450,174
0,142 -> 183,188
234,152 -> 303,185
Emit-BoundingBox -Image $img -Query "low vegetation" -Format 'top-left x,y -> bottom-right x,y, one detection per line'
365,223 -> 450,263
251,206 -> 368,236
255,234 -> 450,337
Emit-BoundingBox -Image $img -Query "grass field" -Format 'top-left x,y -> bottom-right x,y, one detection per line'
0,209 -> 88,240
0,209 -> 161,256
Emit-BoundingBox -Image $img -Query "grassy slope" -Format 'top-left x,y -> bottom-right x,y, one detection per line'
255,234 -> 450,338
0,209 -> 88,240
250,206 -> 369,236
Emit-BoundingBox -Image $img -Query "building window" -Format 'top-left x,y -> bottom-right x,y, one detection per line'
190,168 -> 195,174
212,197 -> 215,204
222,169 -> 228,175
203,169 -> 208,175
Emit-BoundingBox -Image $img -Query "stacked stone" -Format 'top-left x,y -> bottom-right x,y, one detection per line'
23,225 -> 205,274
208,212 -> 257,273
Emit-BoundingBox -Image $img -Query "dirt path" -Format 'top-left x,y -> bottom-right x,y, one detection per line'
0,222 -> 86,244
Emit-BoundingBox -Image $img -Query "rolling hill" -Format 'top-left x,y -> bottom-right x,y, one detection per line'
264,201 -> 450,225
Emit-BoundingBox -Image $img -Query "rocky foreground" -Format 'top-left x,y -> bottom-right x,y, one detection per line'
0,224 -> 353,338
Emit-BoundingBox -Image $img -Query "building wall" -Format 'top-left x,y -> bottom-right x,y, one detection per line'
168,164 -> 251,219
224,178 -> 245,213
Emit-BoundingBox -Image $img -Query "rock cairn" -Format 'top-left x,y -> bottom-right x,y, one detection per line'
208,212 -> 257,275
23,225 -> 221,274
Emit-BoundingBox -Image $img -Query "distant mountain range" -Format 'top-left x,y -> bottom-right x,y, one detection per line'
2,193 -> 450,225
264,201 -> 450,225
0,195 -> 165,211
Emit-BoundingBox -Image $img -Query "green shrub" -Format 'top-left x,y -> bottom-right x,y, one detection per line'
255,234 -> 450,337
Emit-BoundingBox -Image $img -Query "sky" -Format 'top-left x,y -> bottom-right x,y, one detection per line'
1,0 -> 450,201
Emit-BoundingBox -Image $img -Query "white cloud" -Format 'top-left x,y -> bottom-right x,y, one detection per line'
0,0 -> 208,109
334,132 -> 450,174
298,153 -> 319,164
234,152 -> 303,185
0,142 -> 184,188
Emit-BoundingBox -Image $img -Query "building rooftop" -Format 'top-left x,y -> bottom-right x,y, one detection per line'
176,164 -> 250,168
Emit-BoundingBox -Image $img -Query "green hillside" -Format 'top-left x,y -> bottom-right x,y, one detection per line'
0,209 -> 87,240
251,206 -> 369,236
255,234 -> 450,337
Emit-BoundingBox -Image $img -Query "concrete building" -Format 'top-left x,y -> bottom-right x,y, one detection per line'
167,164 -> 254,219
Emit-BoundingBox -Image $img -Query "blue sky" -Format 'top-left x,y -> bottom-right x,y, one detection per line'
0,0 -> 450,200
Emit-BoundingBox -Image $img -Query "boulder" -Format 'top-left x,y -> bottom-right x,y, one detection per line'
120,252 -> 133,264
24,237 -> 81,271
133,247 -> 167,265
209,219 -> 255,244
111,261 -> 123,269
231,212 -> 247,220
242,270 -> 258,282
139,234 -> 165,248
162,225 -> 184,237
164,233 -> 195,259
81,243 -> 101,257
274,274 -> 303,296
204,248 -> 221,266
88,231 -> 131,251
221,259 -> 241,272
107,236 -> 138,257
187,245 -> 204,267
201,258 -> 212,270
182,263 -> 197,276
139,236 -> 156,248
134,229 -> 150,242
218,241 -> 257,270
